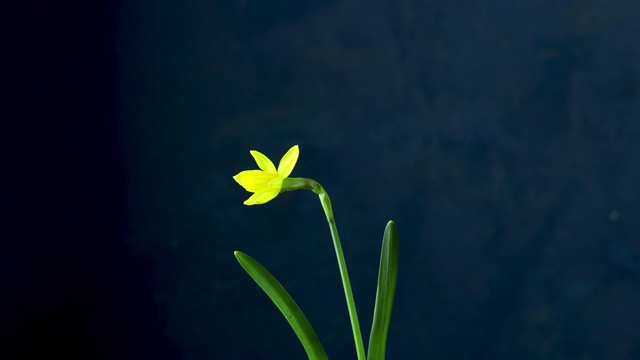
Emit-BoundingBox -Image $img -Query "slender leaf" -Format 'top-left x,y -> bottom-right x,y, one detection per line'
367,221 -> 399,360
234,251 -> 328,360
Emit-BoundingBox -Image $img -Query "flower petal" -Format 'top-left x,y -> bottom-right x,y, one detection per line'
243,190 -> 279,205
267,176 -> 283,190
250,150 -> 277,174
277,145 -> 299,178
233,170 -> 279,192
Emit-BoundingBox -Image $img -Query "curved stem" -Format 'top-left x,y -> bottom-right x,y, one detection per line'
316,188 -> 365,360
281,177 -> 366,359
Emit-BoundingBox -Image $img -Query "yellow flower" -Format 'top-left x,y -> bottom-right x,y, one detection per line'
233,145 -> 299,205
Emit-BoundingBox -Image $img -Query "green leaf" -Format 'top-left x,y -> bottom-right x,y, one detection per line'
234,251 -> 328,360
367,221 -> 399,360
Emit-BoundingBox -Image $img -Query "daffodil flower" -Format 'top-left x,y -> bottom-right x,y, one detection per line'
233,144 -> 398,360
233,145 -> 299,205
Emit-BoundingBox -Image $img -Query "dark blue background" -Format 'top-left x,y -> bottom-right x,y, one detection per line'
4,1 -> 640,359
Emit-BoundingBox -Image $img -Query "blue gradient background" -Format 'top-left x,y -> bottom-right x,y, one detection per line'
4,1 -> 640,359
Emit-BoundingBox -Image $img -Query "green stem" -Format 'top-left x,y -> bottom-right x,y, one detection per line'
316,187 -> 365,360
282,177 -> 366,359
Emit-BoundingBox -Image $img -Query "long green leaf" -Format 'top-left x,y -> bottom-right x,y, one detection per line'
367,221 -> 399,360
234,251 -> 328,360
